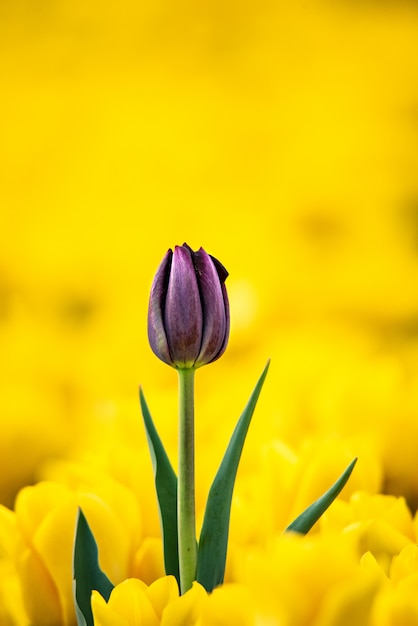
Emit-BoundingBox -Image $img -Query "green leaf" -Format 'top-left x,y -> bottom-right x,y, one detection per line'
196,360 -> 270,592
285,457 -> 357,534
139,387 -> 180,585
73,508 -> 114,626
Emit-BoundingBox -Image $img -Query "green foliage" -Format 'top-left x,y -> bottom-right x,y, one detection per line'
73,508 -> 114,626
139,387 -> 180,586
285,458 -> 357,534
196,361 -> 270,592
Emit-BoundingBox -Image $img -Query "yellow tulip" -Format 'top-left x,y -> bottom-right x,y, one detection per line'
92,576 -> 206,626
235,531 -> 383,626
321,492 -> 415,574
0,476 -> 142,626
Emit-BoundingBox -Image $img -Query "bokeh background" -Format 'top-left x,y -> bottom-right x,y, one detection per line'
1,0 -> 418,519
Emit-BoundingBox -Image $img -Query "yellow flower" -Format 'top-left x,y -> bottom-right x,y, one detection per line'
0,477 -> 142,626
368,545 -> 418,626
41,460 -> 165,584
92,576 -> 256,626
235,532 -> 383,626
371,581 -> 418,626
320,492 -> 415,573
91,577 -> 206,626
390,544 -> 418,585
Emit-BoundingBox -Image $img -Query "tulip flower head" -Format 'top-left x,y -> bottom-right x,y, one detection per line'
148,243 -> 230,369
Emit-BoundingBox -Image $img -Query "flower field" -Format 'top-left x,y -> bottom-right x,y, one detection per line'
1,0 -> 418,624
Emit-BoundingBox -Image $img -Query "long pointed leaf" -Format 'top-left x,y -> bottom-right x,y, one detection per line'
73,508 -> 114,626
139,387 -> 179,585
196,361 -> 270,592
285,457 -> 357,534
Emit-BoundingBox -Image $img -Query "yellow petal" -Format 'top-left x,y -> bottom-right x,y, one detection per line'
161,581 -> 207,626
360,551 -> 390,588
359,519 -> 412,572
199,583 -> 256,626
0,504 -> 20,560
390,544 -> 418,584
17,546 -> 62,626
80,477 -> 143,553
315,568 -> 381,626
91,590 -> 129,626
133,537 -> 166,585
33,498 -> 79,626
0,559 -> 29,626
14,483 -> 69,544
371,576 -> 418,626
107,579 -> 159,626
78,492 -> 135,584
147,576 -> 180,620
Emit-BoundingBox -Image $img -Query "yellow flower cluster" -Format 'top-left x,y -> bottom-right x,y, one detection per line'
2,455 -> 418,624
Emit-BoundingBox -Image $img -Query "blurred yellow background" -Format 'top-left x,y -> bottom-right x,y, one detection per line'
1,0 -> 418,511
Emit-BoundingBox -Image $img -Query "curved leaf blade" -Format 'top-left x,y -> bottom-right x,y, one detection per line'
139,387 -> 179,585
73,508 -> 114,626
196,361 -> 270,592
285,457 -> 357,535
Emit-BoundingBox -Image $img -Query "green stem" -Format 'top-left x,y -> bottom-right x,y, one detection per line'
177,367 -> 197,594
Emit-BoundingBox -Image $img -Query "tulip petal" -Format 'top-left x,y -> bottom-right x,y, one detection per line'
147,576 -> 179,620
193,248 -> 229,367
0,505 -> 20,560
148,250 -> 173,366
18,546 -> 62,626
107,579 -> 159,626
199,583 -> 256,626
14,482 -> 69,544
164,245 -> 202,368
160,581 -> 207,626
133,537 -> 166,586
209,254 -> 228,283
91,590 -> 128,626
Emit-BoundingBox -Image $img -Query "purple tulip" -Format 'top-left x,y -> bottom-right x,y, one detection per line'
148,243 -> 230,369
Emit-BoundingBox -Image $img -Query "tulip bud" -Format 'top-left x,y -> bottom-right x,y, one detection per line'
148,243 -> 230,369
